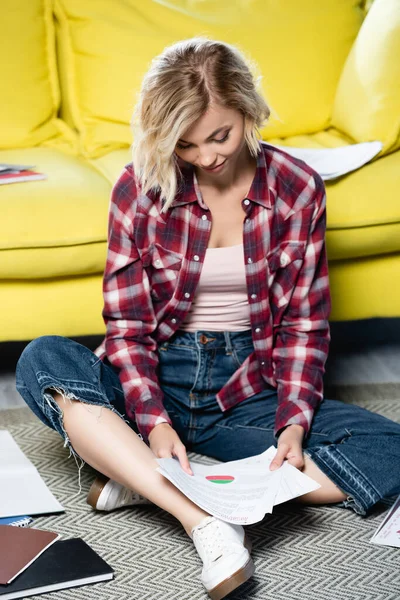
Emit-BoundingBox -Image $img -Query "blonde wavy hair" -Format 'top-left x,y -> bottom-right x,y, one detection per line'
131,37 -> 270,212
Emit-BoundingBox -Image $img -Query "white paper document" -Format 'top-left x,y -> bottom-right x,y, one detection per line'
273,141 -> 383,180
370,494 -> 400,548
156,446 -> 320,524
0,430 -> 64,518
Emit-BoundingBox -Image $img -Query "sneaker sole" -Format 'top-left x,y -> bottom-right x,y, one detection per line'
87,475 -> 110,510
207,535 -> 254,600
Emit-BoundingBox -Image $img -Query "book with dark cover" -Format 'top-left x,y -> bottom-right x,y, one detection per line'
0,526 -> 60,584
0,539 -> 114,599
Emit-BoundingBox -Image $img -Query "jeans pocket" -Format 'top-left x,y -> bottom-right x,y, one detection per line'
157,343 -> 198,388
231,344 -> 255,369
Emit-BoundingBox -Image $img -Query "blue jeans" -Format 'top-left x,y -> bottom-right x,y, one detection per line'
16,331 -> 400,516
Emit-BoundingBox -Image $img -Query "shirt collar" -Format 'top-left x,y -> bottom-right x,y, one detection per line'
246,142 -> 272,209
168,141 -> 272,211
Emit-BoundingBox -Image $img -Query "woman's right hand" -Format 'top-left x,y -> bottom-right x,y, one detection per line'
148,423 -> 193,475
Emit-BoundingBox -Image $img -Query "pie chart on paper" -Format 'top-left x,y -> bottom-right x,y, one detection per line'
206,475 -> 235,484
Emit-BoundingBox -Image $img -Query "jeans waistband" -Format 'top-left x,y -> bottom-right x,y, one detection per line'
166,329 -> 254,351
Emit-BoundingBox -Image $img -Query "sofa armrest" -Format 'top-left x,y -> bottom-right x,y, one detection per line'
332,0 -> 400,156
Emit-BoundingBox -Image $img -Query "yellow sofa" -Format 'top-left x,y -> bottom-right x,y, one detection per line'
1,0 -> 400,342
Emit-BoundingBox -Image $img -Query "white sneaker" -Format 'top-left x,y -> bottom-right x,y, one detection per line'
190,516 -> 255,600
87,475 -> 152,511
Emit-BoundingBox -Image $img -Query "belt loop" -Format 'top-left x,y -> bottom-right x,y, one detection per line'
224,331 -> 233,355
195,331 -> 201,348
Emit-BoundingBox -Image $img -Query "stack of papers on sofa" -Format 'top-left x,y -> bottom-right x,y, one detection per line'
275,141 -> 383,180
156,446 -> 320,525
0,163 -> 46,185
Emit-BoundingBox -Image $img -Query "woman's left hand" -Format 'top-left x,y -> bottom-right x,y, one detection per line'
269,424 -> 305,471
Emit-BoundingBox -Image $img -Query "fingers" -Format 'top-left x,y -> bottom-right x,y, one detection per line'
156,448 -> 173,458
269,442 -> 289,471
155,444 -> 193,475
174,443 -> 193,476
286,452 -> 305,470
270,445 -> 304,471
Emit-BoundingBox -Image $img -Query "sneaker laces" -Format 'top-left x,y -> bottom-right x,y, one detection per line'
121,487 -> 141,504
196,520 -> 226,562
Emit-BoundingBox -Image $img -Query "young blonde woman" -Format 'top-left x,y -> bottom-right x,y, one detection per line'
16,38 -> 400,600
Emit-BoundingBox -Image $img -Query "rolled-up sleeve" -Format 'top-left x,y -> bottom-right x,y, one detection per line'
272,175 -> 331,439
102,169 -> 172,443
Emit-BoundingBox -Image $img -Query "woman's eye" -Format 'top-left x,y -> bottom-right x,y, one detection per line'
215,132 -> 230,144
176,131 -> 229,150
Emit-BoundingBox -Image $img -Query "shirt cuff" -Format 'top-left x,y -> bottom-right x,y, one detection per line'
274,400 -> 316,440
134,409 -> 173,445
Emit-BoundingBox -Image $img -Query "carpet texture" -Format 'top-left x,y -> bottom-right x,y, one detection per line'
1,383 -> 399,600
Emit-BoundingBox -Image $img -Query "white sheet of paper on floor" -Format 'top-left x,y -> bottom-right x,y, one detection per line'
370,494 -> 400,548
273,141 -> 383,180
156,445 -> 320,525
0,430 -> 64,518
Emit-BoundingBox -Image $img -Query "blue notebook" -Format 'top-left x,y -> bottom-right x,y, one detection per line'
0,516 -> 32,528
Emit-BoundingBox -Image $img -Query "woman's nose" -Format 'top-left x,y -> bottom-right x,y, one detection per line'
198,152 -> 217,168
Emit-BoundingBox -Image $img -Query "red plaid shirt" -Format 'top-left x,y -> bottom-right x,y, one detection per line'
95,142 -> 331,444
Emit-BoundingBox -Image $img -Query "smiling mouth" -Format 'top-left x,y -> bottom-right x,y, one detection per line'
203,160 -> 226,171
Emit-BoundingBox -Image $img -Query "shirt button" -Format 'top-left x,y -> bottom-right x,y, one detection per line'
201,215 -> 207,220
171,318 -> 177,324
184,292 -> 190,298
193,255 -> 200,261
251,293 -> 257,299
243,199 -> 250,206
247,258 -> 253,264
280,255 -> 289,267
261,361 -> 265,366
255,327 -> 261,333
155,259 -> 161,267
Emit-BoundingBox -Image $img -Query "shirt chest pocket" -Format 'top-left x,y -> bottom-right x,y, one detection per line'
141,243 -> 183,302
266,242 -> 306,311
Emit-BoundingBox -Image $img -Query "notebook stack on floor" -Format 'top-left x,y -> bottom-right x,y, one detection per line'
0,431 -> 114,597
0,527 -> 114,599
0,526 -> 60,585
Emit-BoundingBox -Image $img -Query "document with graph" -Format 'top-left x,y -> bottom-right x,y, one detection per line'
156,446 -> 320,524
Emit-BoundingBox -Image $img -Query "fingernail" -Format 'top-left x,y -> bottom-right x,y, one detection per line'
270,463 -> 277,471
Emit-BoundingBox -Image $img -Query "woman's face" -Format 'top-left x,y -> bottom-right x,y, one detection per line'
174,104 -> 248,177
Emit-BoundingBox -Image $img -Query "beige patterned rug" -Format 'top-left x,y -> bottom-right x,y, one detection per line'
1,383 -> 399,600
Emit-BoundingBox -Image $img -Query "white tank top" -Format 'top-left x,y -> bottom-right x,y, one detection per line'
180,243 -> 251,332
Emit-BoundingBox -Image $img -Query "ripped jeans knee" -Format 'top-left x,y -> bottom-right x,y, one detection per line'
43,385 -> 131,497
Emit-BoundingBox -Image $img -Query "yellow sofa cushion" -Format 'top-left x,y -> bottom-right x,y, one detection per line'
55,0 -> 364,157
328,253 -> 400,321
332,0 -> 400,155
0,148 -> 110,279
0,276 -> 105,342
0,0 -> 77,152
